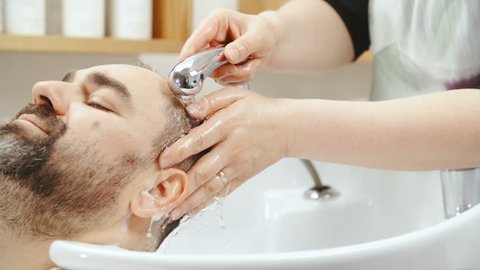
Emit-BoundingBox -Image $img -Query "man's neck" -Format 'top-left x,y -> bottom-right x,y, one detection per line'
0,221 -> 135,270
0,232 -> 55,270
0,211 -> 160,269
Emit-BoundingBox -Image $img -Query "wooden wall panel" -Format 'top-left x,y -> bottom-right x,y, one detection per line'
153,0 -> 193,41
239,0 -> 288,14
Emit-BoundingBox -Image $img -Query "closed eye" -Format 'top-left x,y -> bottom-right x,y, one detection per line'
87,101 -> 112,113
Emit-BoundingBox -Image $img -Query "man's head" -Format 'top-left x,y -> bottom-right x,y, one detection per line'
0,64 -> 195,251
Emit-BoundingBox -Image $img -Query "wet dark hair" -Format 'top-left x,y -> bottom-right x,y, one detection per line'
138,61 -> 205,250
151,94 -> 207,250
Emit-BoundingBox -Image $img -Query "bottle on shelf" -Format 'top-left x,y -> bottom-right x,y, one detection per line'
4,0 -> 46,36
63,0 -> 105,38
109,0 -> 152,40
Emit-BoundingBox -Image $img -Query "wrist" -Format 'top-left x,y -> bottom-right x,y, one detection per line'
273,98 -> 298,158
258,10 -> 284,52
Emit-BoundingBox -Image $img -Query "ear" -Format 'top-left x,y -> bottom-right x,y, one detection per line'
130,168 -> 188,218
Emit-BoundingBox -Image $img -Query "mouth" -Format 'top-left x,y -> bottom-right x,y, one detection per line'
17,114 -> 50,135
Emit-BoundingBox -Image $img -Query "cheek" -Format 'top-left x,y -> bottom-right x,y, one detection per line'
65,106 -> 147,157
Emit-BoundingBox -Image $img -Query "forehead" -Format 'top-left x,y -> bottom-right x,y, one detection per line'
77,64 -> 176,127
76,64 -> 168,96
78,64 -> 173,112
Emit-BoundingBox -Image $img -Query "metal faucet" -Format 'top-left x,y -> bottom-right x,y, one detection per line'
441,168 -> 480,218
168,47 -> 227,105
301,159 -> 339,200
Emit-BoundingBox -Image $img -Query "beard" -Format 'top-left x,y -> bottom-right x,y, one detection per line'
0,104 -> 66,195
0,104 -> 140,239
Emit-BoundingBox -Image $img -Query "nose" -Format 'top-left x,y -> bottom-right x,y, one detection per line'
32,81 -> 79,116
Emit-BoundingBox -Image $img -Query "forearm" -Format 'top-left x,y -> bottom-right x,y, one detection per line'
260,0 -> 355,72
284,89 -> 480,170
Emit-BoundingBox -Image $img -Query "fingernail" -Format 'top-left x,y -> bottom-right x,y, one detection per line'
227,49 -> 240,62
187,104 -> 203,117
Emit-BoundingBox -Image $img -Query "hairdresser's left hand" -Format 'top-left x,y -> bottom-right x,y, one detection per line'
159,87 -> 291,220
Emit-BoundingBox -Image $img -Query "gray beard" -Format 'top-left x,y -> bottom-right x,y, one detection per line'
0,104 -> 133,238
0,131 -> 47,174
0,126 -> 58,196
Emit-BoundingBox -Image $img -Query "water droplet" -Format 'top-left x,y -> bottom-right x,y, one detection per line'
146,218 -> 155,239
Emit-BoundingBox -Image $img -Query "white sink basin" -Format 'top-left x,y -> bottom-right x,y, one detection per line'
50,159 -> 480,269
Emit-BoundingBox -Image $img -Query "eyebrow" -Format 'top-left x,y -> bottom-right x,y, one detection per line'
87,72 -> 132,100
62,70 -> 76,82
62,70 -> 132,100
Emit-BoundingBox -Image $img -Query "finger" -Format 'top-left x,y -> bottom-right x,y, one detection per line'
224,31 -> 264,64
192,167 -> 234,201
215,59 -> 262,85
217,178 -> 242,198
170,178 -> 217,220
210,58 -> 261,80
189,177 -> 242,215
176,152 -> 261,219
209,63 -> 238,80
186,87 -> 247,119
159,110 -> 228,168
179,9 -> 232,62
179,167 -> 239,218
172,166 -> 236,220
186,141 -> 232,193
217,78 -> 252,87
171,162 -> 249,220
189,198 -> 215,216
179,26 -> 219,62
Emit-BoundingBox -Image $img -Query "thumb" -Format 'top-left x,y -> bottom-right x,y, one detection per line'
224,33 -> 260,64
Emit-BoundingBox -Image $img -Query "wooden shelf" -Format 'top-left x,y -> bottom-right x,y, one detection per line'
0,34 -> 182,54
0,0 -> 192,54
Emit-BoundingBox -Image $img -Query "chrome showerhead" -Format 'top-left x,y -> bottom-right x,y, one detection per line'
168,47 -> 227,105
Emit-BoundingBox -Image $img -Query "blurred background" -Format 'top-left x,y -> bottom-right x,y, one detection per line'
0,0 -> 372,120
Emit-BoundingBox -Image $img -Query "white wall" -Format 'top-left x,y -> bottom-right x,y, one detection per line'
0,53 -> 137,121
0,0 -> 372,121
251,63 -> 371,100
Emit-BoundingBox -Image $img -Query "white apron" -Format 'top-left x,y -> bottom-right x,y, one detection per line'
370,0 -> 480,100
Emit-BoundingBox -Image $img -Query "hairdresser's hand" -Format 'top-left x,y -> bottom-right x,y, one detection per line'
179,9 -> 278,85
159,88 -> 291,220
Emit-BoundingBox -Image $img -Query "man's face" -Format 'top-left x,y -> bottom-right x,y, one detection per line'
0,64 -> 180,238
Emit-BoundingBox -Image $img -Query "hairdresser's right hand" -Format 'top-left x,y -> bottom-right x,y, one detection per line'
179,9 -> 278,85
160,88 -> 292,220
